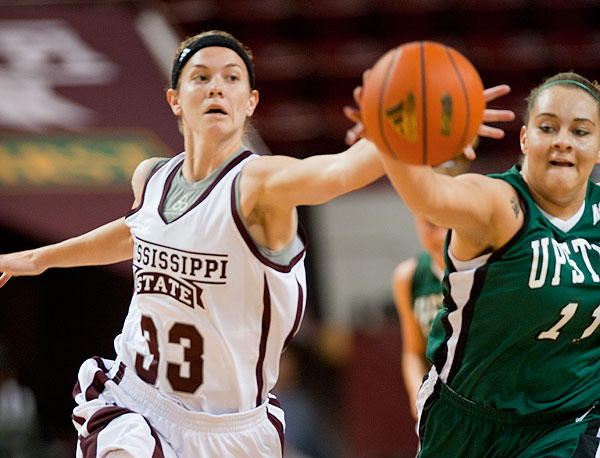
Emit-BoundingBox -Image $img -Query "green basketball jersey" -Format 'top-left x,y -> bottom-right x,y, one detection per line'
412,251 -> 444,338
427,165 -> 600,415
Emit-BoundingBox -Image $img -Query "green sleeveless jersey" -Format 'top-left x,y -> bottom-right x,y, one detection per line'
427,165 -> 600,415
412,252 -> 444,338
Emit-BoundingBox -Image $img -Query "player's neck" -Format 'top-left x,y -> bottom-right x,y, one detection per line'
182,133 -> 243,182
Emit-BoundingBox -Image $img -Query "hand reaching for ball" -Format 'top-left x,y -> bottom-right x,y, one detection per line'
343,42 -> 515,162
344,83 -> 515,159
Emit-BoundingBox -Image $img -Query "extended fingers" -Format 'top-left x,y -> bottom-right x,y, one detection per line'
478,124 -> 506,139
483,108 -> 516,123
479,84 -> 516,141
343,105 -> 361,124
344,121 -> 366,146
463,144 -> 476,160
353,85 -> 364,107
483,84 -> 511,102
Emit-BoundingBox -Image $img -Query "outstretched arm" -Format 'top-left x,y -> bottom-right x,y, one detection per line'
238,138 -> 385,251
379,148 -> 522,260
243,138 -> 384,211
347,84 -> 521,260
0,157 -> 163,287
0,218 -> 133,287
373,84 -> 521,259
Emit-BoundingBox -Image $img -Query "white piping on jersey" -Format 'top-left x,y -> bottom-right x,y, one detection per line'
416,366 -> 439,435
430,260 -> 444,281
447,247 -> 492,272
536,200 -> 585,233
439,247 -> 492,383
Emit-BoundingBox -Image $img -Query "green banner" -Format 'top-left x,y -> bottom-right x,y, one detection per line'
0,132 -> 172,188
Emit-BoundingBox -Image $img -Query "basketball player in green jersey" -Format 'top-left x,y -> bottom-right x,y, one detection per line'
374,72 -> 600,457
393,157 -> 471,420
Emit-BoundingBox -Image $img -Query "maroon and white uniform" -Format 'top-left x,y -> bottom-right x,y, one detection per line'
72,150 -> 308,457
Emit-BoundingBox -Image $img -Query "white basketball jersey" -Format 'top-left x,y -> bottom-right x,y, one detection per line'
121,151 -> 307,414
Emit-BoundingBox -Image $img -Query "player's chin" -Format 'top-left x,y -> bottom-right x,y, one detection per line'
202,122 -> 233,136
545,169 -> 582,192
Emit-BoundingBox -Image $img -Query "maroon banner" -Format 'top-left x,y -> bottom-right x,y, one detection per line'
0,3 -> 182,257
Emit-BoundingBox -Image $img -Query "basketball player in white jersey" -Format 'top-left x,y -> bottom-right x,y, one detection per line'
0,30 -> 513,457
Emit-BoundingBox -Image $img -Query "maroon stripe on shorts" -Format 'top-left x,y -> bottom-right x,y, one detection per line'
147,417 -> 166,458
71,414 -> 86,426
79,406 -> 131,458
255,274 -> 272,407
78,406 -> 165,458
72,381 -> 82,399
112,362 -> 126,385
80,357 -> 112,401
267,411 -> 285,455
268,396 -> 282,410
92,356 -> 108,372
85,369 -> 110,401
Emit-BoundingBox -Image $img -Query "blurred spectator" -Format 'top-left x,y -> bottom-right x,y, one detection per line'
274,342 -> 338,458
0,342 -> 42,458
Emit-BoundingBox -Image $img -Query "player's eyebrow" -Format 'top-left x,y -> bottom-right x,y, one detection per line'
190,63 -> 243,70
535,113 -> 596,126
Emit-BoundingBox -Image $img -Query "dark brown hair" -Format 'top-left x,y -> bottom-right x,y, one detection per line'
523,71 -> 600,125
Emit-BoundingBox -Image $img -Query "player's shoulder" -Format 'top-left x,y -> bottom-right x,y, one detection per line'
457,172 -> 521,211
134,156 -> 170,179
456,171 -> 513,190
131,157 -> 170,197
242,154 -> 296,175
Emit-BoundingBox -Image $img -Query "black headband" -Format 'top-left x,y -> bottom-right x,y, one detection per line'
171,35 -> 256,89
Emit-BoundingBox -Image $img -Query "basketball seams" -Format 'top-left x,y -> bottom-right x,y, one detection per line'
363,40 -> 484,166
420,41 -> 427,165
445,47 -> 471,159
378,47 -> 401,158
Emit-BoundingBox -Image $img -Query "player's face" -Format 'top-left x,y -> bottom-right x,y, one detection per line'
520,86 -> 600,203
168,46 -> 258,138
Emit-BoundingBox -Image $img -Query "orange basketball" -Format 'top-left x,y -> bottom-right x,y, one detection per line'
361,41 -> 485,165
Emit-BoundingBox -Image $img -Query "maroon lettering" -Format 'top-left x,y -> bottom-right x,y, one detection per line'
134,272 -> 202,309
135,315 -> 204,394
205,259 -> 218,278
167,323 -> 203,393
135,316 -> 159,385
189,258 -> 202,277
170,253 -> 180,272
158,251 -> 168,270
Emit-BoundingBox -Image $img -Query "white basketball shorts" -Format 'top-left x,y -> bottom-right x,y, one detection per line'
72,357 -> 285,457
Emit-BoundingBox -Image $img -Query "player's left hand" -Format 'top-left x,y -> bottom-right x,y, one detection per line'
0,250 -> 46,288
343,85 -> 367,145
463,84 -> 515,159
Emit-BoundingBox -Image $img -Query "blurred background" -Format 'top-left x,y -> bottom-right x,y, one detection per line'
1,0 -> 600,457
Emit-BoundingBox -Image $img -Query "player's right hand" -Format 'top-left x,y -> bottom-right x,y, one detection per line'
0,250 -> 46,287
343,85 -> 368,146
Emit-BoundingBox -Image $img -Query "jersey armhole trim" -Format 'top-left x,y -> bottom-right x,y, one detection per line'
125,158 -> 171,219
229,176 -> 308,273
